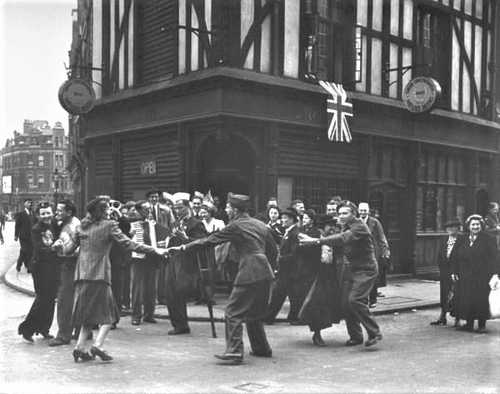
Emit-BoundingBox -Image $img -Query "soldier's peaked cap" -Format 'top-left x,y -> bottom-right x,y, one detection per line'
227,192 -> 250,210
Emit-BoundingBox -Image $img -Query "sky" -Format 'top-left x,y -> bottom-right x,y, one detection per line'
0,0 -> 74,146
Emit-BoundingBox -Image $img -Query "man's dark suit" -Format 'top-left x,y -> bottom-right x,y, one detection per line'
436,234 -> 463,317
321,218 -> 381,342
15,209 -> 34,272
165,216 -> 207,331
186,213 -> 278,357
265,224 -> 301,322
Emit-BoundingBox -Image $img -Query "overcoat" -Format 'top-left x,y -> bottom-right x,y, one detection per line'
452,231 -> 499,320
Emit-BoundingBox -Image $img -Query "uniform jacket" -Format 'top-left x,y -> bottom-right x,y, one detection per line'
74,219 -> 155,284
186,213 -> 278,285
15,209 -> 34,240
321,218 -> 377,272
363,216 -> 389,260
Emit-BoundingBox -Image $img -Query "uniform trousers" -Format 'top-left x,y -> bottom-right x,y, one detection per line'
265,265 -> 301,322
55,260 -> 76,341
225,280 -> 272,356
342,265 -> 381,341
130,259 -> 157,321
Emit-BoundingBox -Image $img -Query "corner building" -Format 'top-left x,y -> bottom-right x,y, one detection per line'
72,0 -> 500,275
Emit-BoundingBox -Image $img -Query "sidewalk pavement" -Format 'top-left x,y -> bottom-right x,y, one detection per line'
4,263 -> 440,322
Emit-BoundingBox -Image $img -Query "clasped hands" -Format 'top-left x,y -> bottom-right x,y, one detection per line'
297,233 -> 319,246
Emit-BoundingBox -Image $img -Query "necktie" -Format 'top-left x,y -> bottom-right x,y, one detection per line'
152,205 -> 157,221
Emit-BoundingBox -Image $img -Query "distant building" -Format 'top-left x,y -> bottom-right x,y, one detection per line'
0,120 -> 72,214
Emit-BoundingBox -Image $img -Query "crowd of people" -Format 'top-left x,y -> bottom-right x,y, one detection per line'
11,189 -> 500,365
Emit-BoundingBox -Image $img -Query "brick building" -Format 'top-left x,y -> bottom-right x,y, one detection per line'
0,120 -> 72,214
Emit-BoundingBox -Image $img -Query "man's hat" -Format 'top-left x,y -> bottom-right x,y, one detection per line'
281,207 -> 299,222
172,192 -> 191,206
227,192 -> 250,211
162,192 -> 174,203
444,219 -> 461,228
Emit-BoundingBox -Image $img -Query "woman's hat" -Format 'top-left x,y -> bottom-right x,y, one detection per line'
281,207 -> 298,222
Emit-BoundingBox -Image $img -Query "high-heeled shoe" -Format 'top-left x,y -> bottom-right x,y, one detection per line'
72,348 -> 94,363
90,346 -> 113,361
312,332 -> 326,347
18,326 -> 34,343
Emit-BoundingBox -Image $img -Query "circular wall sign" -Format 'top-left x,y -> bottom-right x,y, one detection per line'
58,78 -> 96,115
403,77 -> 441,113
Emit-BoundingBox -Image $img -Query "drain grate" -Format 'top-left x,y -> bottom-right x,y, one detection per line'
234,383 -> 269,392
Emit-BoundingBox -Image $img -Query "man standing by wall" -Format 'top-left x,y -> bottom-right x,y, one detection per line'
49,200 -> 80,346
358,202 -> 390,308
15,199 -> 34,272
299,201 -> 383,347
169,193 -> 278,364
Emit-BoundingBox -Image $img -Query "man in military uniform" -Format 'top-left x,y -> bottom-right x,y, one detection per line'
169,193 -> 278,364
299,201 -> 383,347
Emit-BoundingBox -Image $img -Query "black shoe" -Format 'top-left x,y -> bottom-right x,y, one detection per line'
365,334 -> 383,347
289,320 -> 306,326
21,332 -> 34,343
369,303 -> 377,308
430,319 -> 447,326
131,319 -> 141,326
40,332 -> 54,339
16,265 -> 21,272
214,352 -> 243,363
110,322 -> 117,330
168,327 -> 190,335
72,348 -> 94,362
249,350 -> 272,358
143,317 -> 157,324
345,338 -> 363,347
49,337 -> 70,347
90,346 -> 113,361
312,332 -> 326,347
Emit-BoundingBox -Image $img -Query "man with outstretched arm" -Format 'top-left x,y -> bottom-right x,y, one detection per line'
299,201 -> 383,347
168,193 -> 278,364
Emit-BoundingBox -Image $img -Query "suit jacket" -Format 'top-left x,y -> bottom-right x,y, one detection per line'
436,234 -> 463,277
151,203 -> 176,233
321,218 -> 377,272
74,219 -> 155,285
186,213 -> 278,285
167,216 -> 207,293
278,224 -> 300,275
15,210 -> 34,240
364,216 -> 389,260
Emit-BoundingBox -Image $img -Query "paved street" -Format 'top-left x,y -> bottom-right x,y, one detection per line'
1,221 -> 500,393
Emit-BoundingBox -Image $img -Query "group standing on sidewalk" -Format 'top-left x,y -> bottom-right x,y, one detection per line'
12,188 -> 500,366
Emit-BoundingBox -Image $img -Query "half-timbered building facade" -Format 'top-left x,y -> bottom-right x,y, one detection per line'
69,0 -> 500,275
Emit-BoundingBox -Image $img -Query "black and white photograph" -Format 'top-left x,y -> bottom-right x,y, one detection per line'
1,0 -> 500,392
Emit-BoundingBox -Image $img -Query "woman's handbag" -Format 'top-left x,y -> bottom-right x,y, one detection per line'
489,288 -> 500,319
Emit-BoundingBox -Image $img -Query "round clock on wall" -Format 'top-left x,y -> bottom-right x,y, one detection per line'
58,78 -> 96,115
403,77 -> 442,113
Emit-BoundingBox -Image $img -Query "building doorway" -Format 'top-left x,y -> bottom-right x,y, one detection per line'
195,133 -> 256,207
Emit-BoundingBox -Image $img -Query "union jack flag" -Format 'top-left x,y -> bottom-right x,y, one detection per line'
319,80 -> 353,143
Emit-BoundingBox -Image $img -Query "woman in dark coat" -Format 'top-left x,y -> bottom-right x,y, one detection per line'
453,214 -> 500,333
299,214 -> 343,346
18,202 -> 60,342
